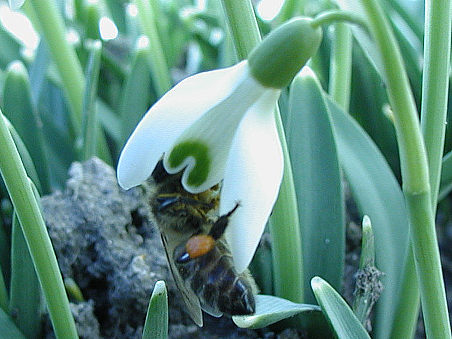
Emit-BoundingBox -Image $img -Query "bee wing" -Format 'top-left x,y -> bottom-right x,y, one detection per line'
160,232 -> 204,327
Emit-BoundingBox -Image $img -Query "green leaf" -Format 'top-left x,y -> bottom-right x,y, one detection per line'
0,26 -> 21,69
2,61 -> 51,193
349,46 -> 400,179
0,307 -> 26,339
4,117 -> 42,193
80,40 -> 102,161
326,96 -> 410,339
104,0 -> 126,33
232,295 -> 321,329
142,280 -> 168,339
311,277 -> 371,339
96,100 -> 121,146
9,212 -> 41,339
29,40 -> 51,107
287,70 -> 345,304
352,216 -> 383,329
119,36 -> 155,146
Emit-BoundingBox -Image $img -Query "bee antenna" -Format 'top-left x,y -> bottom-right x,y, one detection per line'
209,202 -> 240,240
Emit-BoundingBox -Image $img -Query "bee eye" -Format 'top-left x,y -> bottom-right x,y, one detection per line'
176,252 -> 191,263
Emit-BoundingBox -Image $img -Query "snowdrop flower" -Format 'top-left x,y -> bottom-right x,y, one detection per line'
117,18 -> 322,272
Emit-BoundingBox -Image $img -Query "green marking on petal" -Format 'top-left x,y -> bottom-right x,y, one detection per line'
168,140 -> 211,187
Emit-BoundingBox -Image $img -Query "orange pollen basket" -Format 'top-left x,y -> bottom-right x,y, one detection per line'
185,234 -> 215,259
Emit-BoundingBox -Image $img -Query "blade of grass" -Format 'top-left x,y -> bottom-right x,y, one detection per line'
311,277 -> 371,339
9,212 -> 41,339
233,294 -> 321,329
0,110 -> 78,338
29,0 -> 85,136
0,26 -> 21,69
287,69 -> 344,304
29,40 -> 51,107
119,36 -> 154,146
352,216 -> 383,330
325,96 -> 410,339
2,61 -> 51,194
80,40 -> 102,161
134,0 -> 172,96
142,280 -> 168,339
4,117 -> 42,193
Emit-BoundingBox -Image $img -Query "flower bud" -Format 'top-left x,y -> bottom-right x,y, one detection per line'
249,18 -> 322,89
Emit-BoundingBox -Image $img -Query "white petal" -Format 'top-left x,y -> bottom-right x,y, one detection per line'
220,89 -> 283,272
164,65 -> 268,193
117,61 -> 248,189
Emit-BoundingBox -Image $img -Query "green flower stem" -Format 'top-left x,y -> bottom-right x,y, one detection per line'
328,22 -> 352,111
134,0 -> 172,97
310,10 -> 368,31
29,0 -> 84,135
81,41 -> 102,161
0,112 -> 78,339
420,0 -> 452,213
358,0 -> 451,337
221,0 -> 304,303
220,0 -> 261,60
274,0 -> 304,24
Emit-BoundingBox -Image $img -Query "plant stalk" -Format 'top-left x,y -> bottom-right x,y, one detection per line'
221,0 -> 304,303
134,0 -> 172,97
328,22 -> 353,111
358,0 -> 451,336
420,0 -> 452,213
29,0 -> 85,135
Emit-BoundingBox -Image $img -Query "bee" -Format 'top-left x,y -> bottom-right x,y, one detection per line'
147,160 -> 257,326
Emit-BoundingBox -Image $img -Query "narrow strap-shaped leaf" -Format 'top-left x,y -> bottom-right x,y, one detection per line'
233,294 -> 321,329
4,117 -> 42,193
142,280 -> 168,339
10,212 -> 41,339
119,36 -> 154,146
3,61 -> 50,193
311,277 -> 371,339
287,69 -> 344,304
0,307 -> 26,339
80,40 -> 102,161
353,216 -> 383,329
0,26 -> 21,69
29,40 -> 51,107
325,96 -> 410,339
0,110 -> 79,338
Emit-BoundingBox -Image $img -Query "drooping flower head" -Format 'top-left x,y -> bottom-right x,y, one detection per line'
117,18 -> 322,272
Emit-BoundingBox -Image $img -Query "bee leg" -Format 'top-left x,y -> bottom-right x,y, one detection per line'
209,202 -> 240,240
